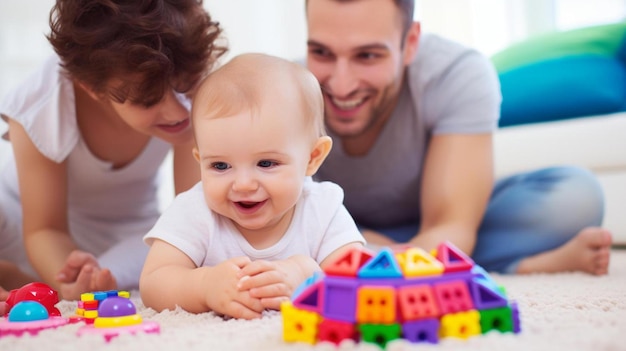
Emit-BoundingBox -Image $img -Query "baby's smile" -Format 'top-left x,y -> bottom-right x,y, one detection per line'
234,200 -> 267,214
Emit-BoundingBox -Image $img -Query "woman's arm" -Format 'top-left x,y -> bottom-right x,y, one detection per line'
7,118 -> 76,290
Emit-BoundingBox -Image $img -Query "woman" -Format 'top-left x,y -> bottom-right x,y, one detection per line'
0,0 -> 226,300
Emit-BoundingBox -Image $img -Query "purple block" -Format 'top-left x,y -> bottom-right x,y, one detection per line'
470,279 -> 508,309
356,278 -> 405,288
396,271 -> 475,288
323,277 -> 358,322
293,281 -> 324,313
511,301 -> 521,333
403,318 -> 440,344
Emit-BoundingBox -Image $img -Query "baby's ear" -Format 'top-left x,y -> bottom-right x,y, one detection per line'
306,136 -> 332,176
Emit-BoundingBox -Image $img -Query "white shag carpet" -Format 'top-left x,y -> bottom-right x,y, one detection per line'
2,250 -> 625,351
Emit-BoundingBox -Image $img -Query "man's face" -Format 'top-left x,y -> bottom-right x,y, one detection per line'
306,0 -> 411,139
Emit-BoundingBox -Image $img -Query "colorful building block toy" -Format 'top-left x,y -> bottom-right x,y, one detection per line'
75,290 -> 159,342
281,241 -> 521,348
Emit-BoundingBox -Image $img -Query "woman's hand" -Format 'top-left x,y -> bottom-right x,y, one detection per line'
56,250 -> 117,300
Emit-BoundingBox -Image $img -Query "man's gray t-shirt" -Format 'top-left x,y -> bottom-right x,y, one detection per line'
314,33 -> 501,229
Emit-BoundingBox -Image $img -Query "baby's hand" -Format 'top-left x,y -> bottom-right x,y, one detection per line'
237,259 -> 300,311
205,257 -> 265,320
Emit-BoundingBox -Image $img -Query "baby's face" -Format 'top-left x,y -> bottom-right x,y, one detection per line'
193,104 -> 313,245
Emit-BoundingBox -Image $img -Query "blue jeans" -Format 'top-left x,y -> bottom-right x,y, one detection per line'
365,166 -> 605,274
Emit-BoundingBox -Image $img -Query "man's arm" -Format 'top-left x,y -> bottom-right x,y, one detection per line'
411,133 -> 494,255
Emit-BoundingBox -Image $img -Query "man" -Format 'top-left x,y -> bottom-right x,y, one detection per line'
306,0 -> 612,274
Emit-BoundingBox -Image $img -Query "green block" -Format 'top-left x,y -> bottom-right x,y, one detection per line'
358,323 -> 402,348
492,21 -> 626,73
479,306 -> 514,334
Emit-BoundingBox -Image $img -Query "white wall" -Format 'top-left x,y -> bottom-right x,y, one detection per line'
206,0 -> 307,62
2,0 -> 625,99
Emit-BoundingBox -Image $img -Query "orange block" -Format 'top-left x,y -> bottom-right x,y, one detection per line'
356,286 -> 396,324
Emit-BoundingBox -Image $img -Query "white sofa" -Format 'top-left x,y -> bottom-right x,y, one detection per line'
494,112 -> 626,245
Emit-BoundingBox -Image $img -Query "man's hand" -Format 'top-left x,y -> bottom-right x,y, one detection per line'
204,257 -> 265,319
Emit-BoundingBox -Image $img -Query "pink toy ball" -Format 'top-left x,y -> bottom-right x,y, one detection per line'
77,296 -> 160,342
0,301 -> 69,338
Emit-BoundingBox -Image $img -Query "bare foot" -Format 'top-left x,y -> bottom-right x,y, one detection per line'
517,227 -> 612,275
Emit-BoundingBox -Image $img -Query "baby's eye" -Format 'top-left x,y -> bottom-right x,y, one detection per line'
258,160 -> 278,168
211,162 -> 230,171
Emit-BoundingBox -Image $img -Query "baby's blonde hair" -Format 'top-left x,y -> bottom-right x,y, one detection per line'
192,53 -> 326,142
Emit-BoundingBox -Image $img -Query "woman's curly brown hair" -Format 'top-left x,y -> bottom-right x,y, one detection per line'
48,0 -> 226,107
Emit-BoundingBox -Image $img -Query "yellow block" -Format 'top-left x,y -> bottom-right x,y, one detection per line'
396,248 -> 444,277
281,301 -> 321,344
84,310 -> 99,319
439,310 -> 481,339
80,293 -> 95,302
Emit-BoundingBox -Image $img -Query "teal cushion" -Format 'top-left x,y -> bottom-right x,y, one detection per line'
499,54 -> 626,127
492,22 -> 626,73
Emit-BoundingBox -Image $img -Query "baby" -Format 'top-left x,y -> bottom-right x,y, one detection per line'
140,53 -> 365,319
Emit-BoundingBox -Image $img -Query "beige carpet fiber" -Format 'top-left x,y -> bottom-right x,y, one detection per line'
2,250 -> 625,351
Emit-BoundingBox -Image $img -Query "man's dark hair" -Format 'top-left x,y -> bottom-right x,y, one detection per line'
306,0 -> 415,42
